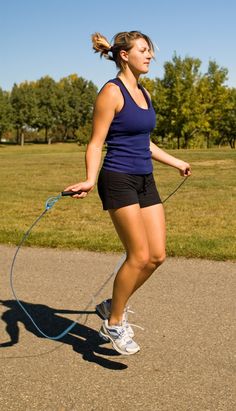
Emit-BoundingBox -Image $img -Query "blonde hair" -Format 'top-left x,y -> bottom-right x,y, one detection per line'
91,31 -> 155,70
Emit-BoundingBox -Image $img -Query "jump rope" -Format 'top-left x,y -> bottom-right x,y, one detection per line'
9,175 -> 189,341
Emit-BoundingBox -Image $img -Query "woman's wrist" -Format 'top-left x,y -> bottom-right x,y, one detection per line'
86,177 -> 96,186
172,158 -> 184,170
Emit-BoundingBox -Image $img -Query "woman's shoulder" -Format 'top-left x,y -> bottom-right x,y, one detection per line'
94,79 -> 123,113
99,79 -> 122,99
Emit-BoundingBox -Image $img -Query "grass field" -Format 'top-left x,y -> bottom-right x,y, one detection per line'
0,144 -> 235,260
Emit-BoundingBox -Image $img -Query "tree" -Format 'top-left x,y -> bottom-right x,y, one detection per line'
57,74 -> 97,142
217,88 -> 236,148
3,59 -> 234,148
198,61 -> 229,147
161,54 -> 204,148
0,88 -> 12,142
35,76 -> 58,143
143,56 -> 232,149
141,77 -> 169,146
10,82 -> 38,145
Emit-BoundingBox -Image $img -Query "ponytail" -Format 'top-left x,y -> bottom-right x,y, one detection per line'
91,33 -> 114,61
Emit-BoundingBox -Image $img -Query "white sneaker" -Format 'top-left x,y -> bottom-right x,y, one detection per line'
96,298 -> 135,337
99,319 -> 140,355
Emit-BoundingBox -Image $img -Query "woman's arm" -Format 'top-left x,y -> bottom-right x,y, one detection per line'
64,83 -> 121,197
150,141 -> 191,176
142,86 -> 191,176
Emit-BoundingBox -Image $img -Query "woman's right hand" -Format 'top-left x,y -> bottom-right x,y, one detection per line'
63,180 -> 95,199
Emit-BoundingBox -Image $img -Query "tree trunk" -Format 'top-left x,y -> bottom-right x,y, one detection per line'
184,134 -> 189,149
45,127 -> 48,144
63,126 -> 68,142
20,130 -> 24,146
16,128 -> 20,145
230,137 -> 235,149
207,134 -> 210,148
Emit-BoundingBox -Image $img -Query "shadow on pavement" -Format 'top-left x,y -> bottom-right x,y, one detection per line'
0,299 -> 127,370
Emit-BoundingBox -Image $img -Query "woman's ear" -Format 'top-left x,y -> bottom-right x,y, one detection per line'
120,49 -> 129,62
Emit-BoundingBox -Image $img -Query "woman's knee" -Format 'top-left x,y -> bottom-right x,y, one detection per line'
127,251 -> 150,271
149,251 -> 166,269
126,249 -> 165,272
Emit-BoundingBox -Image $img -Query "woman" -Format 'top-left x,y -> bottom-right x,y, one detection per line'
64,31 -> 191,355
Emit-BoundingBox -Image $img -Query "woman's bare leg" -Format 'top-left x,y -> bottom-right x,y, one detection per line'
108,203 -> 165,326
132,203 -> 166,292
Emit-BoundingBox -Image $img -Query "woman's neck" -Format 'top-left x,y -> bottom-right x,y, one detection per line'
117,70 -> 140,90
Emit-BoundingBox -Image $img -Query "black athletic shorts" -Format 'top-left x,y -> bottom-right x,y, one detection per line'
97,168 -> 162,210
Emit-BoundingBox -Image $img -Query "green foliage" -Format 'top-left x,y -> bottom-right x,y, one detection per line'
216,88 -> 236,148
34,76 -> 58,143
3,75 -> 97,145
0,88 -> 12,140
0,55 -> 235,148
142,54 -> 234,149
75,122 -> 93,145
10,81 -> 38,144
57,74 -> 97,142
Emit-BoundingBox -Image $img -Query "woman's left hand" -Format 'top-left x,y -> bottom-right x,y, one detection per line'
178,161 -> 191,177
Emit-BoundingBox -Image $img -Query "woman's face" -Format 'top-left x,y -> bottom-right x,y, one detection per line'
122,38 -> 153,74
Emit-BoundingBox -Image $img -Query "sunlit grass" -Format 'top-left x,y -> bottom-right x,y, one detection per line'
1,143 -> 235,260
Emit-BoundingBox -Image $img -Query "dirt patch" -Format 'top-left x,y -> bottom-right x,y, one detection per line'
192,159 -> 235,167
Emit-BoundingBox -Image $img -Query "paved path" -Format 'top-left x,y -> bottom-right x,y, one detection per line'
0,245 -> 235,411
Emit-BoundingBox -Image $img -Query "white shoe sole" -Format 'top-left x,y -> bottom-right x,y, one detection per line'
99,329 -> 140,356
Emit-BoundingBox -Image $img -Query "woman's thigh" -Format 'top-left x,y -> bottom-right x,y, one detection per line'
108,204 -> 150,260
109,202 -> 165,262
140,203 -> 166,260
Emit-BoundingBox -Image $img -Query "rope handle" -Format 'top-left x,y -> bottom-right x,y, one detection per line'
61,190 -> 82,197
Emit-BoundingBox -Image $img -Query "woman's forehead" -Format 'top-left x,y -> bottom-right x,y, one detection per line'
132,37 -> 150,48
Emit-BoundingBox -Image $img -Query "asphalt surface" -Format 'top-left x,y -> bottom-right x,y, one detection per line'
0,245 -> 235,411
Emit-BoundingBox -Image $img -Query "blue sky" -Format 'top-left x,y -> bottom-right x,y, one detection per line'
0,0 -> 235,91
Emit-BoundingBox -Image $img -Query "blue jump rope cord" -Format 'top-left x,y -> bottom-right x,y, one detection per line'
9,194 -> 77,340
10,177 -> 188,340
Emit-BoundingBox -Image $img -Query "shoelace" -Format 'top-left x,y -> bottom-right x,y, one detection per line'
115,325 -> 135,344
109,323 -> 128,340
122,306 -> 144,331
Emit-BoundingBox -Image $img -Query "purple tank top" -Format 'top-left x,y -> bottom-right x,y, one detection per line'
102,78 -> 156,174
